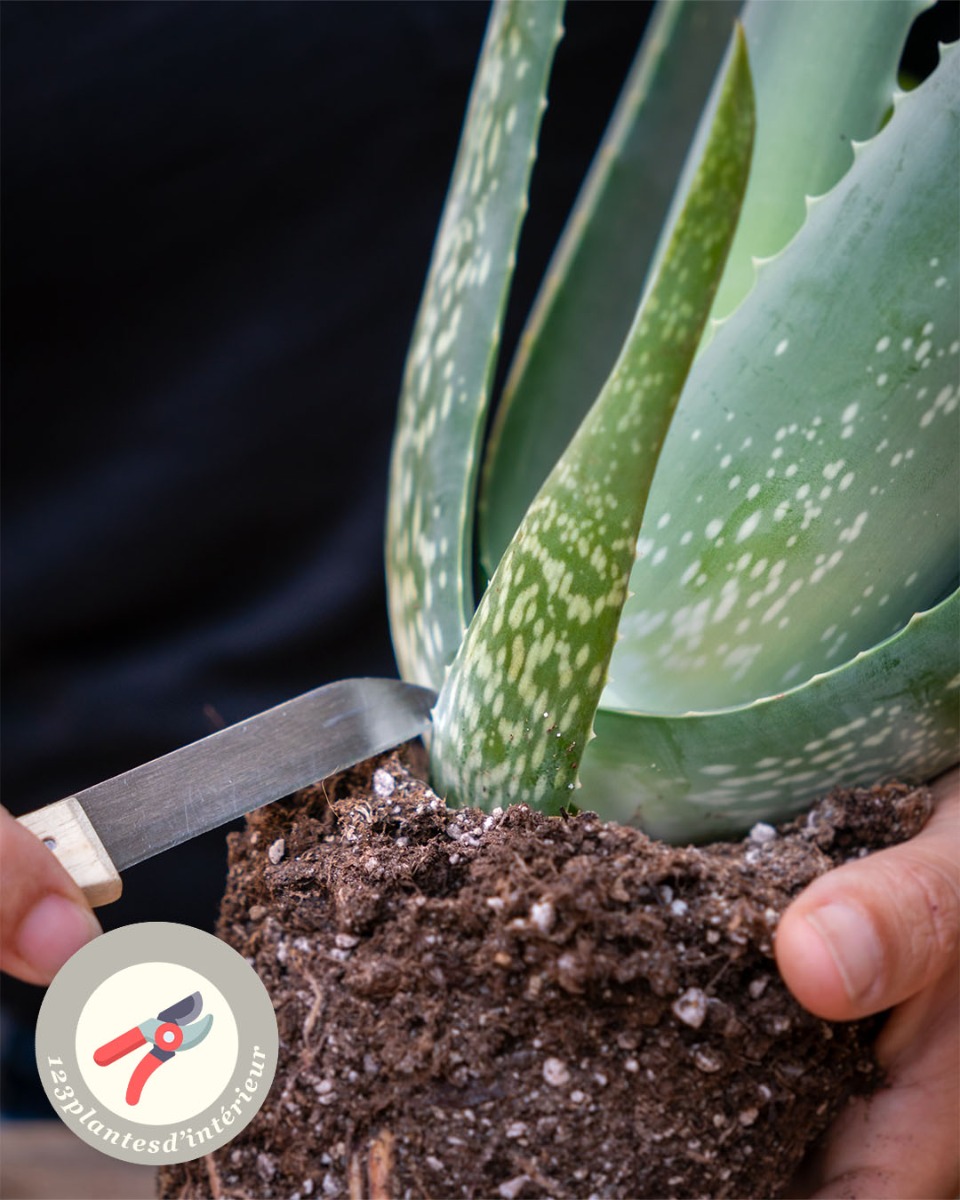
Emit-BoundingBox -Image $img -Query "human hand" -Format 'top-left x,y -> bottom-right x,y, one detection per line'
777,767 -> 959,1200
0,804 -> 102,985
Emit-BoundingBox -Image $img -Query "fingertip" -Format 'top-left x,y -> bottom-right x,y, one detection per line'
776,903 -> 859,1021
15,892 -> 102,984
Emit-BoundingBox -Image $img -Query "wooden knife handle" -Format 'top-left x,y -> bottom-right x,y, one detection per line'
18,797 -> 123,907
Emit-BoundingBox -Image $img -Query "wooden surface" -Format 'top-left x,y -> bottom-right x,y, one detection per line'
0,1121 -> 154,1200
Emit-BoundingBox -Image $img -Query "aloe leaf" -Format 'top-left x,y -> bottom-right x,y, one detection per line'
606,41 -> 959,716
386,0 -> 564,690
581,589 -> 960,842
430,30 -> 755,812
478,0 -> 740,580
662,0 -> 929,330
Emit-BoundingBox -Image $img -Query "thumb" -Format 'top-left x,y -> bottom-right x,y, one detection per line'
0,804 -> 102,986
776,770 -> 959,1021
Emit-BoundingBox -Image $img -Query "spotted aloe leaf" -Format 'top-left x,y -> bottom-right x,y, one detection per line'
681,0 -> 930,327
590,37 -> 959,833
586,591 -> 958,841
430,29 -> 755,811
386,0 -> 564,690
478,0 -> 925,578
607,40 -> 960,715
387,0 -> 959,839
478,0 -> 739,581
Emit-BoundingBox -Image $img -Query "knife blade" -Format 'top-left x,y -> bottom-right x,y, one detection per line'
17,677 -> 436,907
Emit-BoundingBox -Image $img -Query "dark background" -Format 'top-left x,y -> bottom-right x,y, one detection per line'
2,0 -> 954,1116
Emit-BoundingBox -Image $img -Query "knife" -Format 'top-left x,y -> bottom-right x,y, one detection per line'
17,677 -> 436,907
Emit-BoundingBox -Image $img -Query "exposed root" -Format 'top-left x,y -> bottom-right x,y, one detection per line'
203,1153 -> 223,1199
368,1129 -> 396,1200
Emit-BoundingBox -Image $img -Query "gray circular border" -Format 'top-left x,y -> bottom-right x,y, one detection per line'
35,922 -> 278,1165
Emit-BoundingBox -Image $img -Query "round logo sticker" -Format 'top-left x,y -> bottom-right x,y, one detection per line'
35,922 -> 278,1165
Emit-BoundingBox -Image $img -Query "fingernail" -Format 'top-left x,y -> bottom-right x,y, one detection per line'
16,893 -> 102,982
806,902 -> 884,1006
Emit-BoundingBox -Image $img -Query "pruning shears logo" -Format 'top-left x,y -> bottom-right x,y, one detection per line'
93,990 -> 213,1106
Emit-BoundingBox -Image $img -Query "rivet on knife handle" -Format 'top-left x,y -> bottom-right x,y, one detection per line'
18,797 -> 123,907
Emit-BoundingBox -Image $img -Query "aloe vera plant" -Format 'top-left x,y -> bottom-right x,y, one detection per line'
387,0 -> 959,842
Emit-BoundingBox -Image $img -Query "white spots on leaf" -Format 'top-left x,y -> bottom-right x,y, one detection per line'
920,384 -> 958,428
809,549 -> 844,585
748,557 -> 769,582
705,518 -> 724,541
822,459 -> 845,481
567,165 -> 955,721
389,3 -> 563,691
735,511 -> 761,543
701,764 -> 736,777
774,338 -> 789,357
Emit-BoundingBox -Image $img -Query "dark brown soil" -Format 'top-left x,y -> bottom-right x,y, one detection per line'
158,750 -> 930,1200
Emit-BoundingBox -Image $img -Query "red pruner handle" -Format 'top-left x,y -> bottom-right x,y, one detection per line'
126,1052 -> 166,1106
94,1026 -> 147,1066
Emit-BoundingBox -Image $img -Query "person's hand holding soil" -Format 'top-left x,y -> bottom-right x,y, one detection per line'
778,767 -> 959,1200
0,804 -> 102,985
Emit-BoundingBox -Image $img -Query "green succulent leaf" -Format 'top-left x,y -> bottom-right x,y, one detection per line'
478,0 -> 927,582
704,0 -> 929,325
582,588 -> 960,842
386,0 -> 958,841
478,0 -> 740,580
386,0 -> 564,690
606,39 -> 960,717
430,28 -> 755,812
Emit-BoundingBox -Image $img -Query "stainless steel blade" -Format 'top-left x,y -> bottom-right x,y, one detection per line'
68,678 -> 436,871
